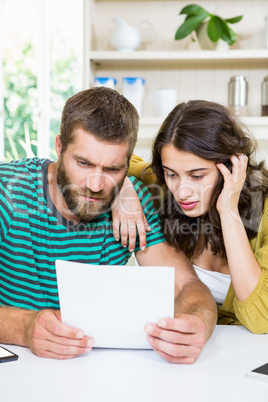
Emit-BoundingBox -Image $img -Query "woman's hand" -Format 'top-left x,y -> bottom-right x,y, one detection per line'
111,177 -> 151,252
216,154 -> 248,215
216,153 -> 262,303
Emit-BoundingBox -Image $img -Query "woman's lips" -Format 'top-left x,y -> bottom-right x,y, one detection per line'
179,201 -> 198,210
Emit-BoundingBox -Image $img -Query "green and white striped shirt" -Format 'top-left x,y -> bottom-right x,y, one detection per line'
0,158 -> 164,310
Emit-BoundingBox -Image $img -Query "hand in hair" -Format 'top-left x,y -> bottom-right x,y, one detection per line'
216,153 -> 262,302
216,153 -> 248,215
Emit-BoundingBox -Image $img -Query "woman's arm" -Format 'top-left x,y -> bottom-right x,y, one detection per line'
111,176 -> 151,251
216,154 -> 262,302
128,154 -> 156,185
111,154 -> 157,250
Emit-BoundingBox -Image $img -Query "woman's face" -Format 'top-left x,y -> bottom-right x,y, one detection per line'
161,145 -> 219,218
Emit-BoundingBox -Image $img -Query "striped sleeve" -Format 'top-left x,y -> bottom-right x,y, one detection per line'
0,180 -> 13,240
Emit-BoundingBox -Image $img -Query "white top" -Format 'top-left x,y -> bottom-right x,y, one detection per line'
193,264 -> 231,305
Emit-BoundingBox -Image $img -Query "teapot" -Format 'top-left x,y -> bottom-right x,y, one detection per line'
110,16 -> 154,51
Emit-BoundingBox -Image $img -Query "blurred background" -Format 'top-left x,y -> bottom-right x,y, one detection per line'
0,0 -> 83,161
1,0 -> 267,163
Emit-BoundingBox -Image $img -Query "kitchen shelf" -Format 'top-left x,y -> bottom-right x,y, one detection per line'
242,117 -> 268,140
84,0 -> 268,154
90,49 -> 268,66
139,116 -> 268,140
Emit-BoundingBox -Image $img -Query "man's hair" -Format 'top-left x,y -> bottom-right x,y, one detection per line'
60,87 -> 139,159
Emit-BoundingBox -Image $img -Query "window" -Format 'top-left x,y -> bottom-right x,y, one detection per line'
0,0 -> 83,161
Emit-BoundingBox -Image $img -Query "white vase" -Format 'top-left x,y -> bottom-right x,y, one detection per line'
111,16 -> 141,51
110,16 -> 154,52
196,22 -> 218,50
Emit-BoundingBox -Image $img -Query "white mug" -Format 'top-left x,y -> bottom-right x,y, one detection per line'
152,89 -> 178,118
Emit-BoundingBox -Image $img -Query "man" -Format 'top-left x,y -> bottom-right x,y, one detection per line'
0,87 -> 217,363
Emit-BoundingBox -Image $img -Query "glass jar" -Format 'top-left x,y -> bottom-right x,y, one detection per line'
261,76 -> 268,116
228,75 -> 248,117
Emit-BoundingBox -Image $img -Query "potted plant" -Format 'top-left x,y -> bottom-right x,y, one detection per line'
175,4 -> 243,50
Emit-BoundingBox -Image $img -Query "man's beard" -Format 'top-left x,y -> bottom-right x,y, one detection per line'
57,157 -> 126,222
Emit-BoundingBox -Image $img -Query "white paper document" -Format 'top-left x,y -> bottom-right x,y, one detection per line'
56,260 -> 174,349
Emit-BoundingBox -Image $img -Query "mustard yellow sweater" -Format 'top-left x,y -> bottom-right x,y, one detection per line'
129,154 -> 268,334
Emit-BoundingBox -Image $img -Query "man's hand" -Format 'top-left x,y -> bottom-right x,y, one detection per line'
25,309 -> 94,359
144,314 -> 207,364
137,243 -> 217,364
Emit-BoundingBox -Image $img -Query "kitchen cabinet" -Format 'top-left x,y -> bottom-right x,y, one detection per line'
83,0 -> 268,160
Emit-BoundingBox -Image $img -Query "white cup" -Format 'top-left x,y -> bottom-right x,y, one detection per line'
152,89 -> 178,117
122,77 -> 145,116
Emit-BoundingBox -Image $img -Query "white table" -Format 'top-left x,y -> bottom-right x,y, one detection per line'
1,326 -> 267,402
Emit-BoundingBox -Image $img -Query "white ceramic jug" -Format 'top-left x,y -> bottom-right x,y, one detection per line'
111,16 -> 153,51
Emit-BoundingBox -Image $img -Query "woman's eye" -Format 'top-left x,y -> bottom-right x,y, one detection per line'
191,175 -> 203,180
165,172 -> 176,178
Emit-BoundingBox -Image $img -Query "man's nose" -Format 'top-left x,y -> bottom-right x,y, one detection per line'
86,171 -> 104,193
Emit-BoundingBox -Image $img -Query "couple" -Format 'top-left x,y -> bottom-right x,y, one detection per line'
0,87 -> 267,363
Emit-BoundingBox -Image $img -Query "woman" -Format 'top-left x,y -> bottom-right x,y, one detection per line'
116,100 -> 268,333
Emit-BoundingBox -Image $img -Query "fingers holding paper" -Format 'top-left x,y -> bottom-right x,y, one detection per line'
144,314 -> 206,364
25,309 -> 94,359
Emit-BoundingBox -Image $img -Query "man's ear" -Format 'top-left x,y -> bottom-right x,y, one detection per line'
55,134 -> 62,158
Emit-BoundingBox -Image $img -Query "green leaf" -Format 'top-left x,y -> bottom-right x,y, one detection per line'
175,14 -> 208,40
221,24 -> 237,45
6,135 -> 19,160
225,15 -> 243,24
179,4 -> 209,17
207,16 -> 237,45
207,16 -> 224,42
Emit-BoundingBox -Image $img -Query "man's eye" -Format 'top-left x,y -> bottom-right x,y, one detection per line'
78,160 -> 88,166
106,168 -> 120,173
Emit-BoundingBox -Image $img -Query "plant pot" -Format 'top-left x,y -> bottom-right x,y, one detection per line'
196,21 -> 218,50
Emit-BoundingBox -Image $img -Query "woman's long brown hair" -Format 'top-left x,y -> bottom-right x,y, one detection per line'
149,100 -> 268,258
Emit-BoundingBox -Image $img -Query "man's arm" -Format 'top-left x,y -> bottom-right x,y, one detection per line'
0,306 -> 94,359
135,241 -> 217,364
